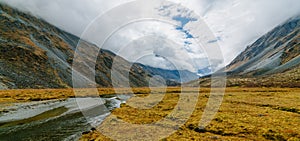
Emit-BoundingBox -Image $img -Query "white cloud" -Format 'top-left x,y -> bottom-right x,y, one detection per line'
191,0 -> 300,64
102,21 -> 200,71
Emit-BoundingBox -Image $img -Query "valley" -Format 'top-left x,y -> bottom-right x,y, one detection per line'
0,1 -> 299,141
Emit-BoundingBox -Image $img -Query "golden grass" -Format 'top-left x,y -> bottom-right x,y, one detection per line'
0,87 -> 299,140
78,87 -> 300,141
0,87 -> 191,103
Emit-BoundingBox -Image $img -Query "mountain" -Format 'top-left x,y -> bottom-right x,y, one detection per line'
138,63 -> 199,83
0,3 -> 192,89
226,15 -> 300,76
186,15 -> 300,87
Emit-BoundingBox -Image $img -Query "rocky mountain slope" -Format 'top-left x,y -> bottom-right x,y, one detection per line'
226,15 -> 300,76
186,15 -> 300,87
0,3 -> 195,89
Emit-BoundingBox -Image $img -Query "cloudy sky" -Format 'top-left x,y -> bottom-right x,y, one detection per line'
2,0 -> 300,74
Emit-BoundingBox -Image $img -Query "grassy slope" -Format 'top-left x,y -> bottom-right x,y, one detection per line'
0,3 -> 158,89
186,64 -> 300,88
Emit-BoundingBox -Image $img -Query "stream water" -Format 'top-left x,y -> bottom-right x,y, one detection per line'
0,95 -> 132,141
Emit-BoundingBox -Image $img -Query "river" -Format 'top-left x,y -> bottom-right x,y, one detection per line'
0,94 -> 132,141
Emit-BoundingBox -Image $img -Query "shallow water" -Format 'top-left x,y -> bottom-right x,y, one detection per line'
0,95 -> 131,141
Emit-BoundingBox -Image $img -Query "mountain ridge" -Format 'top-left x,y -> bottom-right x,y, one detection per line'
186,14 -> 300,87
0,3 -> 197,89
226,15 -> 300,75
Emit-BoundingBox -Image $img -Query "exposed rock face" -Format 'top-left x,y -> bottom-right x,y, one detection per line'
226,16 -> 300,76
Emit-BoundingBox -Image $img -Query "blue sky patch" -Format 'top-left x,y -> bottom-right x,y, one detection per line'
176,26 -> 194,39
172,15 -> 197,27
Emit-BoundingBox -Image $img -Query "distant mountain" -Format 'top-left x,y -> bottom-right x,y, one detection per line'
138,63 -> 198,83
197,67 -> 212,77
0,3 -> 190,89
186,15 -> 300,87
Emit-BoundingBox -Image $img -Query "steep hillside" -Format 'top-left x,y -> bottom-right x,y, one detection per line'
0,3 -> 75,89
226,15 -> 300,76
0,3 -> 187,89
186,15 -> 300,87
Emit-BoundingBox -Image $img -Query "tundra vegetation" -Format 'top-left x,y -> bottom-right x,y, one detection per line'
1,87 -> 299,140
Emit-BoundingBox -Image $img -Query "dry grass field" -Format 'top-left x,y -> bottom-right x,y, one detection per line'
80,87 -> 300,141
0,87 -> 299,140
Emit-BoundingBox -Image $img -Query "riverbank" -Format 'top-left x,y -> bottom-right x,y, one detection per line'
0,87 -> 178,104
